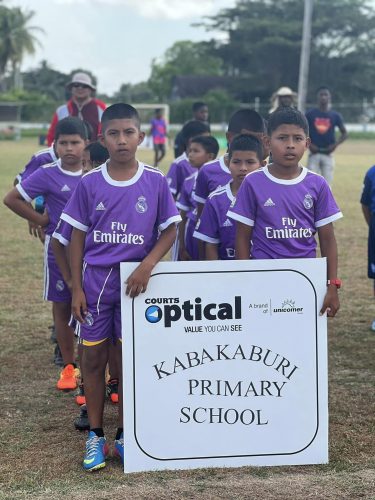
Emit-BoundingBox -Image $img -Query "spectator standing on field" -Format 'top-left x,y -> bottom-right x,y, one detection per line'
305,87 -> 347,185
150,108 -> 167,167
269,86 -> 297,114
174,102 -> 209,158
47,72 -> 106,146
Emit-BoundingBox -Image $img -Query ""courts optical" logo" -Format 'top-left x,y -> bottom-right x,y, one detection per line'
144,297 -> 242,327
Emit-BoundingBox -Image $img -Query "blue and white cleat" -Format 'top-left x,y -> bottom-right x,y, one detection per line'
114,433 -> 124,464
83,431 -> 109,471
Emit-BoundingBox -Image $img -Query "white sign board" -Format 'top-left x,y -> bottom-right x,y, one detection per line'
121,258 -> 328,473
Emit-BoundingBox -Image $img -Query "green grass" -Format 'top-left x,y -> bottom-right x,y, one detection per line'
0,138 -> 374,499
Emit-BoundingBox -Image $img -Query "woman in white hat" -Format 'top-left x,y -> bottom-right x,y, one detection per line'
47,72 -> 106,146
269,86 -> 297,114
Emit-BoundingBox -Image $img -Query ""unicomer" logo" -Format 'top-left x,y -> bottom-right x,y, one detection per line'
145,297 -> 242,327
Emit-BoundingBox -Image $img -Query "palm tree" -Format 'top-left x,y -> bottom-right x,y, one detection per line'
0,6 -> 43,89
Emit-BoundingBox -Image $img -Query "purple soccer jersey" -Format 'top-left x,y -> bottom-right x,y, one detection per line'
227,166 -> 343,259
176,171 -> 198,221
193,155 -> 232,204
16,159 -> 82,235
52,219 -> 73,246
17,147 -> 57,182
194,182 -> 237,260
166,152 -> 196,197
176,172 -> 199,260
61,162 -> 181,266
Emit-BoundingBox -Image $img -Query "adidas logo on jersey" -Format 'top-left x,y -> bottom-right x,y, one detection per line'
223,218 -> 233,227
96,202 -> 105,211
61,184 -> 71,192
264,198 -> 275,207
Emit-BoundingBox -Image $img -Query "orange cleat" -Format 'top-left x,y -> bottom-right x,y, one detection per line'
106,378 -> 119,404
75,383 -> 86,405
57,364 -> 79,391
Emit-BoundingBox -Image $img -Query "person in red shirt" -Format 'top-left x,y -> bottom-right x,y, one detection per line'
47,72 -> 106,146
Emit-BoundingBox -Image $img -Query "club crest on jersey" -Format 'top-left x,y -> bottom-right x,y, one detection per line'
303,194 -> 313,209
135,196 -> 148,214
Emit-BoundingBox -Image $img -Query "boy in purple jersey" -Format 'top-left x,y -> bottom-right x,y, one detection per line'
15,146 -> 58,184
62,104 -> 180,471
166,120 -> 211,199
228,107 -> 342,317
193,109 -> 269,218
176,136 -> 219,260
194,135 -> 264,260
4,117 -> 88,389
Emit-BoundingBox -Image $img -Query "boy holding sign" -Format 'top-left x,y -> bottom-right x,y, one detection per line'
228,107 -> 342,317
61,103 -> 180,471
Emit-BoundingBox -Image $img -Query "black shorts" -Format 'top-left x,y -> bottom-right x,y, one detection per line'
154,143 -> 165,153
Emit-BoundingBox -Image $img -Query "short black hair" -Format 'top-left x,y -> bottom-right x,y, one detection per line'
85,141 -> 109,163
317,86 -> 330,94
192,101 -> 207,112
267,107 -> 309,136
228,109 -> 266,134
54,116 -> 88,141
181,120 -> 211,150
190,135 -> 219,158
101,103 -> 140,131
228,134 -> 263,162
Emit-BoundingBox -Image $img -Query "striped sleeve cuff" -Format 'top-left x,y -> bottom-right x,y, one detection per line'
60,213 -> 89,232
315,212 -> 343,228
226,211 -> 254,226
193,230 -> 219,244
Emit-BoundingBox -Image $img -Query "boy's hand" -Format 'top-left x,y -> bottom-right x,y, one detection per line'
72,287 -> 88,323
125,261 -> 153,298
320,286 -> 340,317
39,210 -> 49,227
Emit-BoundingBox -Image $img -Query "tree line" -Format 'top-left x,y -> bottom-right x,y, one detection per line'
1,0 -> 375,123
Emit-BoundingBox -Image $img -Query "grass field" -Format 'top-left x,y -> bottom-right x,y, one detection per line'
0,139 -> 374,499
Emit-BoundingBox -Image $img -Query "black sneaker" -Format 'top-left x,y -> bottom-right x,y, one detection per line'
106,378 -> 119,404
74,404 -> 90,431
53,344 -> 64,367
49,324 -> 57,343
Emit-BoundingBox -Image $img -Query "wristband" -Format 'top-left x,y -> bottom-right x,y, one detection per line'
327,279 -> 342,289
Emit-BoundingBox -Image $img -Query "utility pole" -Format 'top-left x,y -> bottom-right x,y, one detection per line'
298,0 -> 314,112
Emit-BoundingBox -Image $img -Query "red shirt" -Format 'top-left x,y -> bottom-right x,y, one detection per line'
47,98 -> 106,146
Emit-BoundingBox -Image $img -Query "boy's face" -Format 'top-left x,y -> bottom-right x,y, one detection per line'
55,134 -> 86,167
82,149 -> 91,173
266,125 -> 310,168
194,106 -> 209,122
188,142 -> 213,168
229,150 -> 262,184
100,118 -> 145,164
226,129 -> 270,160
318,89 -> 330,106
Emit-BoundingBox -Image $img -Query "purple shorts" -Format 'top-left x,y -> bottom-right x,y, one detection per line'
80,263 -> 121,343
43,236 -> 71,303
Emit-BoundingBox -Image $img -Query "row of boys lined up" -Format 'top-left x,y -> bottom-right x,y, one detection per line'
3,103 -> 342,472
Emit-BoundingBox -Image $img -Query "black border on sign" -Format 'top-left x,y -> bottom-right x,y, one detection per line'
130,269 -> 322,462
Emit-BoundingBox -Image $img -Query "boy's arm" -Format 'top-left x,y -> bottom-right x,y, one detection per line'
126,223 -> 177,298
3,187 -> 49,227
51,237 -> 72,291
318,223 -> 340,317
361,204 -> 371,226
235,222 -> 253,259
206,242 -> 219,260
70,228 -> 87,323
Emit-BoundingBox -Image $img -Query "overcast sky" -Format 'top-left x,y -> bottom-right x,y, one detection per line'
8,0 -> 236,95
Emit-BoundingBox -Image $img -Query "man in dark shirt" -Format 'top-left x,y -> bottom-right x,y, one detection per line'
305,87 -> 347,185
